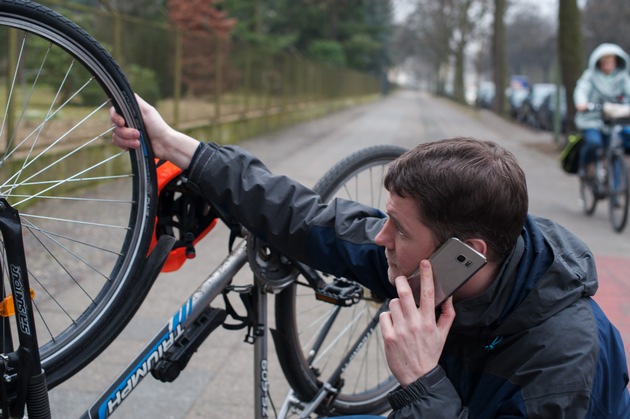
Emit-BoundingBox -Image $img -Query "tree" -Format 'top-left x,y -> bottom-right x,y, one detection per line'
394,0 -> 454,95
220,0 -> 394,73
558,0 -> 583,132
505,8 -> 556,82
581,0 -> 630,57
450,0 -> 489,103
168,0 -> 236,96
492,0 -> 507,115
394,0 -> 489,101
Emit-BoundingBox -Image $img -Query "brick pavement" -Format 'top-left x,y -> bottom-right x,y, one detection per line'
594,255 -> 630,366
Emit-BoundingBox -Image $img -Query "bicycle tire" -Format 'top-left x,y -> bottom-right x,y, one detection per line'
579,169 -> 598,215
275,144 -> 406,415
0,0 -> 156,388
607,151 -> 629,232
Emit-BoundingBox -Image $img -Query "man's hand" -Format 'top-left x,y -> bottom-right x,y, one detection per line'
110,95 -> 199,170
379,259 -> 455,387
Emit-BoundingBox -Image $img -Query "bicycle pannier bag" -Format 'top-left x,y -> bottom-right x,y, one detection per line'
560,133 -> 583,174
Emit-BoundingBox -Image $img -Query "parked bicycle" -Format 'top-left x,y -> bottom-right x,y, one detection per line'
579,102 -> 630,232
0,1 -> 402,417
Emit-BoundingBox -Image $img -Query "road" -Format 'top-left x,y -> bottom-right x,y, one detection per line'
48,89 -> 630,418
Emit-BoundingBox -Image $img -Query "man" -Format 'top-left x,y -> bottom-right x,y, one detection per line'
111,97 -> 630,418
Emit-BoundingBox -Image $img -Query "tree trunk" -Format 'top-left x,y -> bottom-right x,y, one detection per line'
492,0 -> 507,116
453,44 -> 466,103
558,0 -> 584,132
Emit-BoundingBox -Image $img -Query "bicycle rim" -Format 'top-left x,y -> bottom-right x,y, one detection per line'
275,145 -> 406,415
607,153 -> 629,232
0,1 -> 156,387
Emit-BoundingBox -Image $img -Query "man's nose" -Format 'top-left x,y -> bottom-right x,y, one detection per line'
374,221 -> 391,247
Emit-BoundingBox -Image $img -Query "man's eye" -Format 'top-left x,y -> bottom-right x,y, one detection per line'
396,226 -> 405,236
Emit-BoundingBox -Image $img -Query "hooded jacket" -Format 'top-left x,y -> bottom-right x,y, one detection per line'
574,43 -> 630,131
185,142 -> 630,418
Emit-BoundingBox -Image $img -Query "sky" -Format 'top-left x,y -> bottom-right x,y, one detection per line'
392,0 -> 415,23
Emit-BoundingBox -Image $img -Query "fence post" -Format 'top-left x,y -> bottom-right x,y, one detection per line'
113,11 -> 123,67
173,28 -> 182,128
214,35 -> 222,122
243,44 -> 252,118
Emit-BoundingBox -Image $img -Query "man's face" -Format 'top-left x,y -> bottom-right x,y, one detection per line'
374,192 -> 439,297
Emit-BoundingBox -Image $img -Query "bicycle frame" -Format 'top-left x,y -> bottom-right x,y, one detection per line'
0,169 -> 388,418
80,239 -> 247,418
76,233 -> 383,418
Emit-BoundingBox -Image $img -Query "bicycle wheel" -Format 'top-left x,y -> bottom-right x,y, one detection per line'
579,164 -> 598,215
607,151 -> 629,232
275,144 -> 406,415
0,1 -> 156,388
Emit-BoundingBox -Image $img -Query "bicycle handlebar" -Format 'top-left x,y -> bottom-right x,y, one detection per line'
582,102 -> 630,120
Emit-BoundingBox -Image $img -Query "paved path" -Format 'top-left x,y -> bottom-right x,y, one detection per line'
48,90 -> 630,418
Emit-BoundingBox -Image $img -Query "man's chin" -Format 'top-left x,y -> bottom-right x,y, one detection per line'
386,268 -> 394,285
386,268 -> 399,285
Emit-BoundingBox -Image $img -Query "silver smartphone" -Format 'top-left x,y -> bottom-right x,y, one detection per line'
428,237 -> 487,307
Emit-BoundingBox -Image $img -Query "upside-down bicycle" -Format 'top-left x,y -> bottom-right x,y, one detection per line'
0,1 -> 403,417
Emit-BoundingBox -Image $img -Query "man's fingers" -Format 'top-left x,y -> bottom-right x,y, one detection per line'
394,275 -> 420,317
109,106 -> 126,127
112,135 -> 140,150
419,260 -> 437,320
437,296 -> 456,330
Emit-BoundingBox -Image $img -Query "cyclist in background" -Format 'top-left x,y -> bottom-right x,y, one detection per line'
574,43 -> 630,178
111,97 -> 630,418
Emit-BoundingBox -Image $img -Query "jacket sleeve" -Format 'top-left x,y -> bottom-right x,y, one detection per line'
573,70 -> 591,106
185,142 -> 397,298
624,74 -> 630,100
387,366 -> 468,419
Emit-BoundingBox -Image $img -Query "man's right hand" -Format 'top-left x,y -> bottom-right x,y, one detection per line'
110,95 -> 201,170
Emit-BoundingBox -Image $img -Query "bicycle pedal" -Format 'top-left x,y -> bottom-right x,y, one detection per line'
151,307 -> 227,382
314,279 -> 362,306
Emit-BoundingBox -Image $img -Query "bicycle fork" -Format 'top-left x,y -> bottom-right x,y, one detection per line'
0,198 -> 50,419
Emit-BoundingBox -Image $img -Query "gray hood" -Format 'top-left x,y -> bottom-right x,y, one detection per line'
587,43 -> 629,72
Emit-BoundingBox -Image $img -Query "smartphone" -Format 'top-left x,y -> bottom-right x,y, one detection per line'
428,238 -> 487,307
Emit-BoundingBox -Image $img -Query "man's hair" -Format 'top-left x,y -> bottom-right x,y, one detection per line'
384,137 -> 528,262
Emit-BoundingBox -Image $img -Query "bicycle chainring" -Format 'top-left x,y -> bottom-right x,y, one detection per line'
246,233 -> 298,293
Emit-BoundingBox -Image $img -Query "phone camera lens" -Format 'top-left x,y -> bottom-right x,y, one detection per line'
457,255 -> 466,263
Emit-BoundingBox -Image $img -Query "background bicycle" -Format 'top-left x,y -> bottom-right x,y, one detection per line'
578,102 -> 630,232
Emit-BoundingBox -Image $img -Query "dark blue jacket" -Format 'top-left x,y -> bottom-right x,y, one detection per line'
187,143 -> 630,418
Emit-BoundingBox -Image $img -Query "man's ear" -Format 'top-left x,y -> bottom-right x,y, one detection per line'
463,238 -> 487,256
